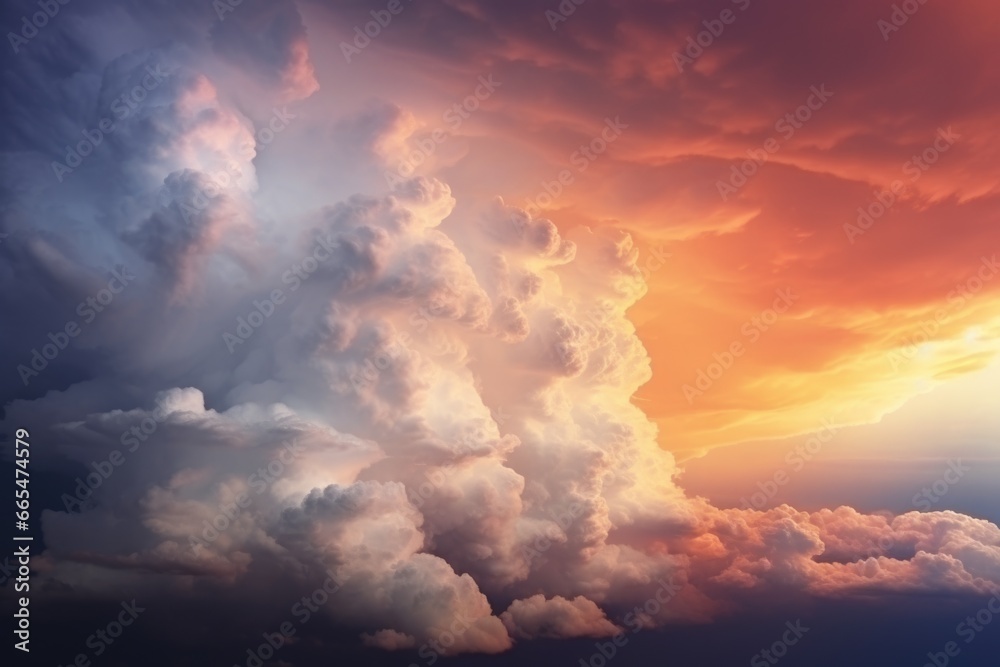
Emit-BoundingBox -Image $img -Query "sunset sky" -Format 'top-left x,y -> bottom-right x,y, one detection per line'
1,0 -> 999,665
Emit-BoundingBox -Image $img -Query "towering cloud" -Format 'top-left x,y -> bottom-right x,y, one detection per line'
0,0 -> 998,664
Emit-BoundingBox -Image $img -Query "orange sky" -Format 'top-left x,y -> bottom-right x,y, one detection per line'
297,0 -> 1000,457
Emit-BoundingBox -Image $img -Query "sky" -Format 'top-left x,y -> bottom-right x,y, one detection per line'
0,0 -> 999,665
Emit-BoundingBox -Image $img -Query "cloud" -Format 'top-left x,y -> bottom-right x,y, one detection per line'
362,628 -> 416,650
210,0 -> 319,100
2,0 -> 999,661
500,594 -> 621,640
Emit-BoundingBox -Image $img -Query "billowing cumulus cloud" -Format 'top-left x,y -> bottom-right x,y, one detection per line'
500,594 -> 621,640
1,0 -> 998,664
